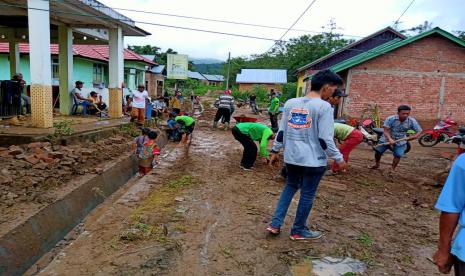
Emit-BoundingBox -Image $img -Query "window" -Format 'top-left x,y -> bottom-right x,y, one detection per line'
51,58 -> 59,79
93,63 -> 104,84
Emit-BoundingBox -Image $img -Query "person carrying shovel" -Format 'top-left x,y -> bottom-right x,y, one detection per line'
370,105 -> 422,171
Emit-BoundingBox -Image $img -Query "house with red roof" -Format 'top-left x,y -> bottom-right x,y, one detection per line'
0,43 -> 155,91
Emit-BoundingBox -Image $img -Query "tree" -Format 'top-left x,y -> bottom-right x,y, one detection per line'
455,31 -> 465,41
223,20 -> 353,83
400,21 -> 434,36
127,45 -> 161,57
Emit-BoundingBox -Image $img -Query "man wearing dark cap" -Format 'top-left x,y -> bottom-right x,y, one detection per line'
327,88 -> 347,107
71,81 -> 92,115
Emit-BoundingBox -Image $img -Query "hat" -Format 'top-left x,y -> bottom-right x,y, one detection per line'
75,80 -> 84,85
332,88 -> 347,98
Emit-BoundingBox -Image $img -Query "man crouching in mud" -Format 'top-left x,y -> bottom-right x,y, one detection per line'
267,70 -> 347,240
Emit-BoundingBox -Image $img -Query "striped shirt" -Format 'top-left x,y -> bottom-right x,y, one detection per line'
217,95 -> 235,110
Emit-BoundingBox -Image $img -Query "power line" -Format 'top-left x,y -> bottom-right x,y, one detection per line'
85,2 -> 326,35
267,0 -> 318,52
393,0 -> 416,28
0,3 -> 286,42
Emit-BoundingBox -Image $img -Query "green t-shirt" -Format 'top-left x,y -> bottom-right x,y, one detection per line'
175,116 -> 195,126
268,97 -> 280,113
334,123 -> 355,141
236,122 -> 273,158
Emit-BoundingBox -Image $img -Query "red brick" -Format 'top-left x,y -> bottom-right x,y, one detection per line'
27,142 -> 43,149
8,146 -> 23,156
25,155 -> 40,164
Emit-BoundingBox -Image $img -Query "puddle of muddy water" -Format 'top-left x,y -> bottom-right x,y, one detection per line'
310,257 -> 366,276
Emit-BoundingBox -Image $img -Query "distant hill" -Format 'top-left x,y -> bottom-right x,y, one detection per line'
190,57 -> 224,64
192,63 -> 222,75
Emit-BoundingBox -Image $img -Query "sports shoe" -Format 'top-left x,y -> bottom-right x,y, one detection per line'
266,225 -> 281,235
290,230 -> 324,241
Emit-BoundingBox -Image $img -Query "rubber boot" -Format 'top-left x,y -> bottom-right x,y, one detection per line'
212,121 -> 218,130
224,122 -> 229,130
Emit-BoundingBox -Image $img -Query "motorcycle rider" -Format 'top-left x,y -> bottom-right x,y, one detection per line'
370,105 -> 422,171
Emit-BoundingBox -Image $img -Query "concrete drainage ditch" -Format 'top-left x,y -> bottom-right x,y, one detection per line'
0,131 -> 168,276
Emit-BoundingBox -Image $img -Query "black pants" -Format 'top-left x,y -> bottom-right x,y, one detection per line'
232,126 -> 257,168
269,112 -> 278,133
455,256 -> 465,276
214,108 -> 231,123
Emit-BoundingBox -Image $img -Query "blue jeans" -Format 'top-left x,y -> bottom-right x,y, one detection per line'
271,164 -> 326,235
81,101 -> 90,115
375,143 -> 407,158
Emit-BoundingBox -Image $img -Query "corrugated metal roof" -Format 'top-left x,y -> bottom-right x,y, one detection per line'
202,74 -> 224,82
329,27 -> 465,74
150,65 -> 165,74
236,69 -> 287,84
141,54 -> 156,61
188,71 -> 207,80
296,26 -> 406,73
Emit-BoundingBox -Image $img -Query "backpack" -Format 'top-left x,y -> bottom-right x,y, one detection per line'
138,141 -> 156,160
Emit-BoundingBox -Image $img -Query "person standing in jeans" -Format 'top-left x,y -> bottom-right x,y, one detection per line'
232,122 -> 275,171
433,153 -> 465,274
213,89 -> 235,130
267,69 -> 347,240
268,93 -> 280,133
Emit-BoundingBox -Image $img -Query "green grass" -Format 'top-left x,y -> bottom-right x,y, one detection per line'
357,232 -> 373,247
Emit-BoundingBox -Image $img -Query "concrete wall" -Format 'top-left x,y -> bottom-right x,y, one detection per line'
342,34 -> 465,122
0,54 -> 146,91
0,55 -> 31,83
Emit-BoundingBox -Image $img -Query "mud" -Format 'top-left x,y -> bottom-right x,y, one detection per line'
25,104 -> 455,275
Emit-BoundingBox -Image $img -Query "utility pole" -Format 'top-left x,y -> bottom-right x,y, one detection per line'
225,52 -> 231,89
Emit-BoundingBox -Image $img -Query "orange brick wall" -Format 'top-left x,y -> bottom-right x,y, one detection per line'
341,34 -> 465,124
238,83 -> 283,92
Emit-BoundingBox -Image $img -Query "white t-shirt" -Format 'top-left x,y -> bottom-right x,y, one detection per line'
132,90 -> 148,109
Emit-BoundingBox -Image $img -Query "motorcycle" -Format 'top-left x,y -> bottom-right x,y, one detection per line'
444,127 -> 465,154
418,117 -> 457,147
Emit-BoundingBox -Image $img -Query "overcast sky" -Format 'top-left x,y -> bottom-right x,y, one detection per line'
99,0 -> 465,61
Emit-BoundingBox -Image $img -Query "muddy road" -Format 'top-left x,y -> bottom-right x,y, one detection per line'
28,108 -> 453,275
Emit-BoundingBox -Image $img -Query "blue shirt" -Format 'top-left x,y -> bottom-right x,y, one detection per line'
379,115 -> 422,146
435,154 -> 465,261
167,118 -> 177,129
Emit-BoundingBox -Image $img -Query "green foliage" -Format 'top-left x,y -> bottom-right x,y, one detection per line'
192,63 -> 224,74
127,45 -> 161,56
357,232 -> 373,247
231,85 -> 268,104
455,31 -> 465,41
281,83 -> 297,102
128,45 -> 178,65
164,79 -> 221,96
119,123 -> 141,137
168,175 -> 193,189
224,20 -> 353,84
398,21 -> 434,36
47,119 -> 74,143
